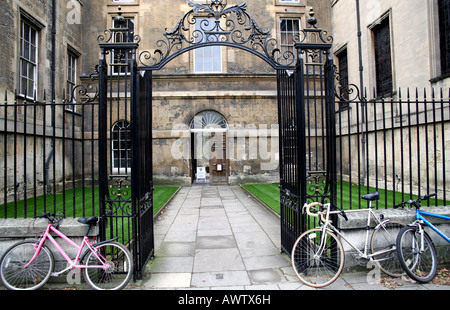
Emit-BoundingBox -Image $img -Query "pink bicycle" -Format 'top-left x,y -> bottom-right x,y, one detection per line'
0,213 -> 133,290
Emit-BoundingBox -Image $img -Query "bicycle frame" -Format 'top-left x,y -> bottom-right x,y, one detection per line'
317,204 -> 396,260
416,209 -> 450,243
25,223 -> 109,276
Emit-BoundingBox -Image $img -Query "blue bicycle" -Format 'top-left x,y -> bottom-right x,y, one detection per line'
394,193 -> 450,283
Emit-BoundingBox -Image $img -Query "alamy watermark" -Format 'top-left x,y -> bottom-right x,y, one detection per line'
67,0 -> 81,25
170,124 -> 279,170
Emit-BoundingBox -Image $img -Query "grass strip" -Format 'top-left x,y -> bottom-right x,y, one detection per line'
242,182 -> 445,216
1,186 -> 180,219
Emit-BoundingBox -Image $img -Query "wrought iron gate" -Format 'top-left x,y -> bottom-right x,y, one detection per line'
277,68 -> 305,254
95,2 -> 336,278
278,12 -> 337,254
97,13 -> 154,280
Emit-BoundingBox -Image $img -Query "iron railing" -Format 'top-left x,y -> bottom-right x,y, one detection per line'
335,88 -> 450,209
0,88 -> 99,219
1,88 -> 449,213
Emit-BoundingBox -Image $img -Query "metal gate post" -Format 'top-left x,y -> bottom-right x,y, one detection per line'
324,53 -> 337,210
97,53 -> 108,243
295,50 -> 307,236
278,66 -> 305,254
133,69 -> 155,279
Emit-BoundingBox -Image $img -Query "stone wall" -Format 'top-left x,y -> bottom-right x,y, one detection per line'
151,73 -> 280,184
331,0 -> 449,90
0,217 -> 99,284
336,205 -> 450,272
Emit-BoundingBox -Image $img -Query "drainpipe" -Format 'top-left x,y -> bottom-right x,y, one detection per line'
355,0 -> 366,186
45,0 -> 56,192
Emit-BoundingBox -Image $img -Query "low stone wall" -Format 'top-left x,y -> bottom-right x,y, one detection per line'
0,218 -> 99,287
336,206 -> 450,272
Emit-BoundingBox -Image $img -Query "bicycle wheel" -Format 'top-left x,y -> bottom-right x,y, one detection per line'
370,220 -> 406,277
396,225 -> 437,283
291,228 -> 344,288
83,241 -> 133,290
0,240 -> 54,290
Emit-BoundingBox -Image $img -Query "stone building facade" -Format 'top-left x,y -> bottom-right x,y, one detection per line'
0,0 -> 86,202
0,0 -> 332,197
331,0 -> 450,92
82,0 -> 331,185
0,0 -> 84,100
331,0 -> 450,199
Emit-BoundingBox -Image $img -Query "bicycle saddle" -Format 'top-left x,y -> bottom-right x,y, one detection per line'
78,216 -> 99,226
361,191 -> 379,201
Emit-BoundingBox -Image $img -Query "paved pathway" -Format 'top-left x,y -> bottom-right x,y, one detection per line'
132,185 -> 450,291
138,185 -> 299,290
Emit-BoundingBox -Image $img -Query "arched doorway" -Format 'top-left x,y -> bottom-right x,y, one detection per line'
190,110 -> 229,185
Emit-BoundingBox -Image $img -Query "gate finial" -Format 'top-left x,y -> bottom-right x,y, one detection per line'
307,8 -> 317,28
114,6 -> 125,26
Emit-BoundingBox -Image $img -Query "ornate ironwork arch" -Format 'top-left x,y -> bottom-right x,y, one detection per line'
137,0 -> 297,70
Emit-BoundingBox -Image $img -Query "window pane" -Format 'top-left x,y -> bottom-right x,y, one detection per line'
280,20 -> 287,32
28,62 -> 35,79
204,46 -> 213,58
27,79 -> 34,98
21,77 -> 27,96
30,45 -> 36,63
373,17 -> 392,97
30,28 -> 37,46
22,23 -> 30,42
438,0 -> 450,75
286,19 -> 293,31
21,59 -> 27,76
213,58 -> 221,72
194,18 -> 222,73
280,18 -> 301,54
20,20 -> 38,97
23,42 -> 30,60
195,58 -> 203,72
112,121 -> 132,170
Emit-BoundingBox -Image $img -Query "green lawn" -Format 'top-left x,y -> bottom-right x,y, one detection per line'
242,182 -> 445,215
0,186 -> 180,219
242,183 -> 281,214
153,186 -> 180,213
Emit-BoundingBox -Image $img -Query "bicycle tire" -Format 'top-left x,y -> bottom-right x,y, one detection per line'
291,228 -> 344,288
83,241 -> 133,290
370,220 -> 406,277
0,240 -> 54,290
396,225 -> 437,283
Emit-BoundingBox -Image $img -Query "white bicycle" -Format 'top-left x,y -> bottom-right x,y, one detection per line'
291,192 -> 406,287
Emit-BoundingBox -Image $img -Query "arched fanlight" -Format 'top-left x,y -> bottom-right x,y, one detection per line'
190,110 -> 228,132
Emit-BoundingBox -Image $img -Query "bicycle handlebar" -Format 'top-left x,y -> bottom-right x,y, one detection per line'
304,202 -> 322,218
36,212 -> 63,228
303,202 -> 348,223
38,212 -> 54,219
393,193 -> 436,209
